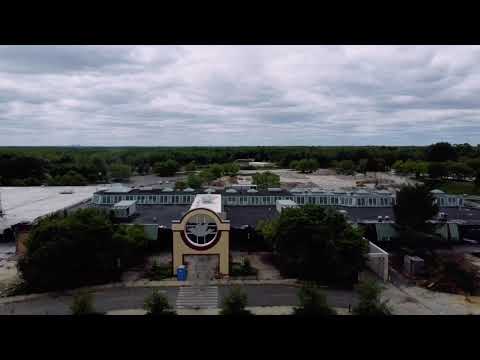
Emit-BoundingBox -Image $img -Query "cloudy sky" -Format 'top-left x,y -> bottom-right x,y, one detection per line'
1,45 -> 480,146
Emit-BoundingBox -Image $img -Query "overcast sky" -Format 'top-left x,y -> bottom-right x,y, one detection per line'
1,45 -> 479,146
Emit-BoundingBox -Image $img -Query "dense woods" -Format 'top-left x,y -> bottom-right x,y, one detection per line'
0,143 -> 479,186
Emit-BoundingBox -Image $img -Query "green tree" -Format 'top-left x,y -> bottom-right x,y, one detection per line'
109,163 -> 132,180
336,160 -> 355,175
352,280 -> 391,316
209,163 -> 224,179
70,291 -> 98,315
187,174 -> 203,189
143,290 -> 176,315
252,171 -> 280,189
357,159 -> 368,174
466,158 -> 480,173
295,158 -> 319,173
393,184 -> 439,233
426,142 -> 458,162
293,284 -> 337,316
153,160 -> 179,177
428,162 -> 448,179
262,205 -> 368,285
222,163 -> 240,176
175,180 -> 187,190
446,161 -> 474,180
220,287 -> 252,316
17,209 -> 146,292
184,161 -> 196,172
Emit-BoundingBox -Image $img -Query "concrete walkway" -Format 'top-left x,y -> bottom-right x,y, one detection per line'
363,271 -> 480,315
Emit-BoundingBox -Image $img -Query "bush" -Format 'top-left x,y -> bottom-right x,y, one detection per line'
230,258 -> 258,277
143,290 -> 175,315
352,280 -> 391,316
293,284 -> 337,316
70,291 -> 98,315
220,287 -> 252,316
146,262 -> 173,280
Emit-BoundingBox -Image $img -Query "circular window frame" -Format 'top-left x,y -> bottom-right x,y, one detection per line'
182,212 -> 220,250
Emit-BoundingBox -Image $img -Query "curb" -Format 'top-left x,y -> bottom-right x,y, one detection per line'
105,306 -> 351,316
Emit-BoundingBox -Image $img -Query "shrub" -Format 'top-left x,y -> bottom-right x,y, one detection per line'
146,262 -> 173,281
143,290 -> 176,315
352,280 -> 391,316
293,284 -> 336,316
70,291 -> 98,315
220,287 -> 252,316
230,258 -> 258,277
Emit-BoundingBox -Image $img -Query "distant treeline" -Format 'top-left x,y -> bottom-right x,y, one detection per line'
0,143 -> 479,186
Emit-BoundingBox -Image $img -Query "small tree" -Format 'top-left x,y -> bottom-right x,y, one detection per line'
144,290 -> 176,315
70,291 -> 97,315
352,280 -> 391,316
153,160 -> 179,177
220,287 -> 252,316
175,180 -> 187,190
187,174 -> 203,189
185,161 -> 196,172
293,284 -> 336,316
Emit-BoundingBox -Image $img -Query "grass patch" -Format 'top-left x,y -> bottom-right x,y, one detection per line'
434,181 -> 480,195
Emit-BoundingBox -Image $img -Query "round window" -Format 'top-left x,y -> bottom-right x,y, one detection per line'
185,213 -> 218,247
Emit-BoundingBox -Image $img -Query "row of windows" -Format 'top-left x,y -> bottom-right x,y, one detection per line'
435,197 -> 462,206
94,194 -> 396,207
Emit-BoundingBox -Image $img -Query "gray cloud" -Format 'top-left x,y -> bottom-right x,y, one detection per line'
0,45 -> 480,146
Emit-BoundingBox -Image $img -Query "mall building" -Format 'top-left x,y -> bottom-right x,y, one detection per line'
86,184 -> 471,277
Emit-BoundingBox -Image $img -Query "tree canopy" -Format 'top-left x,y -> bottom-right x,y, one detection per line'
259,205 -> 368,285
153,160 -> 179,177
393,184 -> 439,233
17,209 -> 148,292
252,171 -> 280,189
0,143 -> 479,186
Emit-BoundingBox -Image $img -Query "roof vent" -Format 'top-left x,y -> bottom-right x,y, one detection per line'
247,188 -> 258,193
183,188 -> 195,192
162,187 -> 174,192
226,188 -> 237,193
377,216 -> 383,222
205,188 -> 215,193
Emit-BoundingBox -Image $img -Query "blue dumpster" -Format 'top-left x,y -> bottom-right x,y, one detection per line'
177,265 -> 187,281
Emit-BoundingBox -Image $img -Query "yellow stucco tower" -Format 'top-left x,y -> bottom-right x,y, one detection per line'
172,194 -> 230,278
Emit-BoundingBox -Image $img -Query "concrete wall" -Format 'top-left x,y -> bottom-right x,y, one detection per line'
367,242 -> 389,282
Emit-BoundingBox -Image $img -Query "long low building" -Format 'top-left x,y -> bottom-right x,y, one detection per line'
92,184 -> 463,208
